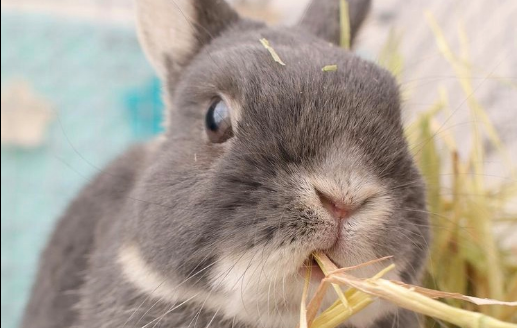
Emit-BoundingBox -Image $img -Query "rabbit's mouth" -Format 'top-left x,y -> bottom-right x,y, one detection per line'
299,257 -> 325,281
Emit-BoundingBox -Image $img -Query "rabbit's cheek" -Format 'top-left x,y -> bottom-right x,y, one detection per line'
117,244 -> 226,310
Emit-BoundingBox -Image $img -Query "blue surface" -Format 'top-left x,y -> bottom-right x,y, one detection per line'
125,77 -> 165,138
1,12 -> 163,328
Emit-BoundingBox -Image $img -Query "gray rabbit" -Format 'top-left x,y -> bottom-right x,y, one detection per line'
21,0 -> 430,327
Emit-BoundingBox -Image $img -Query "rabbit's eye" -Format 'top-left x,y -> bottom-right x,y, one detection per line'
205,99 -> 233,143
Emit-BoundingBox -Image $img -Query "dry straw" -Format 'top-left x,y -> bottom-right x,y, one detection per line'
299,253 -> 516,328
259,38 -> 286,66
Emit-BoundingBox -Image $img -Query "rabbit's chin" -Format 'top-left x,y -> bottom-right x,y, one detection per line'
209,246 -> 401,328
118,243 -> 399,328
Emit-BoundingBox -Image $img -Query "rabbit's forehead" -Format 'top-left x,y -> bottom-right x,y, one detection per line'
183,33 -> 392,93
171,34 -> 404,171
182,38 -> 400,124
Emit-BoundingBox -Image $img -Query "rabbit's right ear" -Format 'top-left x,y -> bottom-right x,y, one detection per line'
136,0 -> 239,81
297,0 -> 371,47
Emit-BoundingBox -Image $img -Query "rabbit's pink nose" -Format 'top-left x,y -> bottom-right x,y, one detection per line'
317,191 -> 350,220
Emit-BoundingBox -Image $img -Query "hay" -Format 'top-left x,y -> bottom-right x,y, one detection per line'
339,0 -> 351,50
322,65 -> 338,72
300,253 -> 517,328
259,38 -> 286,66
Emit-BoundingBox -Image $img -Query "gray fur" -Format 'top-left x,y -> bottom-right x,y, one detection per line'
21,0 -> 429,327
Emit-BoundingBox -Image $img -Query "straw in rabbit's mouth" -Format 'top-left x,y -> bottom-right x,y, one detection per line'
300,257 -> 325,281
300,253 -> 517,328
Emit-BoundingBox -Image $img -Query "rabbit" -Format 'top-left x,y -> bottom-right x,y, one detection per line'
20,0 -> 430,327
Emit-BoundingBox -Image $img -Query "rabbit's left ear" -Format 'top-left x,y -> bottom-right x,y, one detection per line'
297,0 -> 371,47
136,0 -> 240,80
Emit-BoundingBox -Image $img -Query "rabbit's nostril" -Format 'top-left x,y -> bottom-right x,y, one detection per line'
316,190 -> 350,220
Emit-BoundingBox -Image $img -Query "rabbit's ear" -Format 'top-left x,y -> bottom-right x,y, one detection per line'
297,0 -> 371,46
136,0 -> 239,79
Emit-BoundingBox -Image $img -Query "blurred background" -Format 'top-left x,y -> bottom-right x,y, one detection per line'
1,1 -> 516,327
